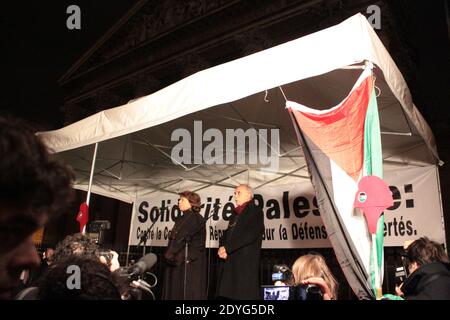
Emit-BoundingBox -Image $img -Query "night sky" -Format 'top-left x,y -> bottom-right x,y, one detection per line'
0,1 -> 449,139
0,1 -> 136,129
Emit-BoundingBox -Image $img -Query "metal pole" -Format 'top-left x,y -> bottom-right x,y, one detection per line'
184,241 -> 188,300
143,238 -> 146,257
435,165 -> 448,254
86,143 -> 99,206
83,143 -> 99,234
126,196 -> 137,267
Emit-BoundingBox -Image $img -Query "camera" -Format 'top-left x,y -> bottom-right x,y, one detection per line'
394,265 -> 408,286
394,252 -> 410,286
262,284 -> 323,300
271,264 -> 294,284
86,220 -> 111,246
297,284 -> 323,300
99,250 -> 114,267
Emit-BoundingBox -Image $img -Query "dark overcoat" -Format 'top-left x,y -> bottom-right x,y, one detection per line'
216,200 -> 265,299
402,262 -> 450,300
162,210 -> 206,300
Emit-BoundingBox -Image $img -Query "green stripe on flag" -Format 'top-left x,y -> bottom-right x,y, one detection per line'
364,87 -> 384,296
364,88 -> 383,178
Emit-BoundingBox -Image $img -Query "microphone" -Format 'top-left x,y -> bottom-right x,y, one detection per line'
128,253 -> 157,277
131,279 -> 152,293
130,279 -> 156,300
139,209 -> 161,246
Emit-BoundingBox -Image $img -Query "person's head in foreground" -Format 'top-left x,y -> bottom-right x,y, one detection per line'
404,237 -> 449,274
38,255 -> 122,300
400,236 -> 450,300
53,233 -> 99,262
292,253 -> 338,300
0,116 -> 74,299
53,233 -> 120,272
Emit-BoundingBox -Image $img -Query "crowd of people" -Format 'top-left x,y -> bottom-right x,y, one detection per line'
1,115 -> 450,300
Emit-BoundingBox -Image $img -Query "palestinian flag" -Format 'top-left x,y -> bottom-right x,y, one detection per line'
286,67 -> 384,299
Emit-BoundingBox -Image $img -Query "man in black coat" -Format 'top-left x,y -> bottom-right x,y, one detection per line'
216,184 -> 265,300
400,237 -> 450,300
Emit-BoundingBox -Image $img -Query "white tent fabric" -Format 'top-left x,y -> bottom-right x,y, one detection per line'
38,13 -> 440,204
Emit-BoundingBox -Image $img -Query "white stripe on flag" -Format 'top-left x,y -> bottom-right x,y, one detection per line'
330,159 -> 371,276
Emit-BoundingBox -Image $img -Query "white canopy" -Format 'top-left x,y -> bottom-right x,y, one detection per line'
38,13 -> 440,203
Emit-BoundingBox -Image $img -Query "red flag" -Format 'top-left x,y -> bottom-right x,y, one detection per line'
76,202 -> 89,233
289,75 -> 372,181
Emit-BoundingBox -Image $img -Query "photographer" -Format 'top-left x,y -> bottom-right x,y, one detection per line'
292,253 -> 338,300
398,237 -> 450,300
53,233 -> 120,272
38,255 -> 123,300
53,233 -> 99,262
272,264 -> 295,286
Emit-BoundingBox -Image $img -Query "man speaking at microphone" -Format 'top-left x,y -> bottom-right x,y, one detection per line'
216,184 -> 265,300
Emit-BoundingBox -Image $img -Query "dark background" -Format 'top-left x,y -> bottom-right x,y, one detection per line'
0,1 -> 136,129
1,2 -> 448,133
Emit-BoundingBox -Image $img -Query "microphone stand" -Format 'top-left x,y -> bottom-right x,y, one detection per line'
138,233 -> 148,257
180,234 -> 192,300
138,211 -> 160,258
178,209 -> 219,300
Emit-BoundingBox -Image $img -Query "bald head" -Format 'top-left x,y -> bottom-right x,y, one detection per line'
234,184 -> 253,206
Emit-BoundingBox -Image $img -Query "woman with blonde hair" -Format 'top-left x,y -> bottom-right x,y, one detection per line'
292,253 -> 338,300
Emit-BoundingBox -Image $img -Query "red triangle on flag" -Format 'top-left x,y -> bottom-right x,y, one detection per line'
290,75 -> 373,181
